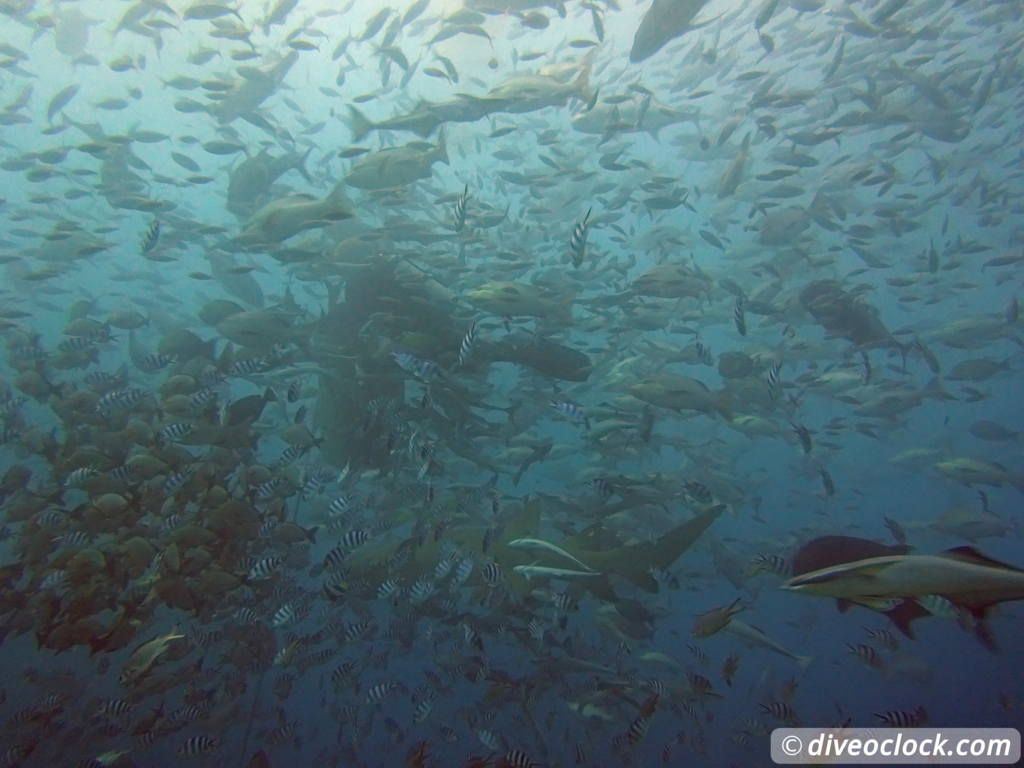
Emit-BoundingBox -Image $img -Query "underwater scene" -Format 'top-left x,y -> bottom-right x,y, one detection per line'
0,0 -> 1022,765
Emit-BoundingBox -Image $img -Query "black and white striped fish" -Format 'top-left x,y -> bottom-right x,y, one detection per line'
328,495 -> 353,517
569,207 -> 592,268
65,466 -> 99,487
481,561 -> 503,587
140,219 -> 160,254
274,444 -> 307,468
734,296 -> 747,336
158,423 -> 194,444
323,574 -> 347,601
550,399 -> 590,429
163,468 -> 193,495
323,545 -> 346,571
96,388 -> 149,413
365,682 -> 398,704
271,603 -> 295,628
246,556 -> 283,581
137,353 -> 175,373
453,183 -> 469,231
766,359 -> 782,397
177,735 -> 217,757
455,317 -> 479,369
875,706 -> 927,727
339,529 -> 369,549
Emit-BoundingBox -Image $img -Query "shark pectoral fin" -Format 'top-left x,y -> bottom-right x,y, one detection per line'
885,599 -> 930,639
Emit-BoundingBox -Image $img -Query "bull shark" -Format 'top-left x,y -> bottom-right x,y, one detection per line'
783,545 -> 1024,650
227,147 -> 313,219
630,0 -> 717,63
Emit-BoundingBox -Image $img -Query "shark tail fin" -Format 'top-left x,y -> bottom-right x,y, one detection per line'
923,376 -> 956,401
347,105 -> 373,142
296,147 -> 313,184
575,54 -> 594,105
435,127 -> 449,165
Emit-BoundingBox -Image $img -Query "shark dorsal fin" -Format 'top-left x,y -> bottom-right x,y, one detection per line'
942,546 -> 1023,572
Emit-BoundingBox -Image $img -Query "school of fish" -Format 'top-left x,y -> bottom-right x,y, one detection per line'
0,0 -> 1022,765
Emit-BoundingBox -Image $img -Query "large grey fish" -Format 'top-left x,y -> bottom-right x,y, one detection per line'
231,183 -> 354,250
572,94 -> 700,139
211,51 -> 298,124
348,95 -> 495,140
630,0 -> 716,63
227,147 -> 312,219
344,133 -> 448,190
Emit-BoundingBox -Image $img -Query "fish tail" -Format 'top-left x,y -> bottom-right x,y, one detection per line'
923,376 -> 955,402
575,53 -> 594,105
435,127 -> 449,166
347,105 -> 373,142
296,147 -> 313,184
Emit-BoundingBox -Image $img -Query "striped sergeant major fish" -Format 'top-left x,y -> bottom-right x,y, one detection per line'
453,183 -> 469,231
734,296 -> 746,336
455,317 -> 478,369
550,399 -> 590,430
569,207 -> 592,268
140,219 -> 160,254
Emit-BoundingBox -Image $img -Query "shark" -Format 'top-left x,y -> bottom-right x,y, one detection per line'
630,0 -> 717,63
783,544 -> 1024,650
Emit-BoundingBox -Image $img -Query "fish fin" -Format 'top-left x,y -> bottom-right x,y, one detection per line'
973,620 -> 999,653
435,127 -> 448,166
575,52 -> 594,105
885,599 -> 928,638
295,147 -> 313,184
941,546 -> 1024,573
836,598 -> 852,613
796,655 -> 813,672
305,525 -> 319,544
347,105 -> 373,142
923,376 -> 956,401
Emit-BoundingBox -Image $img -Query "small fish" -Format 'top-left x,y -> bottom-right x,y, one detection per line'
749,554 -> 790,577
875,706 -> 927,727
246,556 -> 283,581
818,465 -> 835,497
569,207 -> 592,268
391,351 -> 437,381
766,360 -> 782,396
791,422 -> 812,454
722,653 -> 740,686
864,627 -> 899,651
884,516 -> 907,545
733,297 -> 747,336
455,318 -> 478,369
695,341 -> 713,366
550,400 -> 590,430
141,220 -> 160,254
683,480 -> 712,504
453,184 -> 469,231
847,643 -> 884,670
760,700 -> 797,722
177,735 -> 218,757
271,603 -> 295,628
